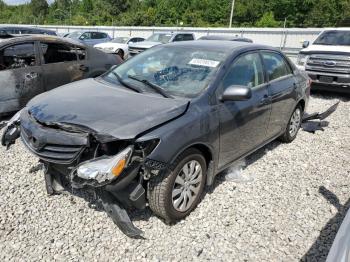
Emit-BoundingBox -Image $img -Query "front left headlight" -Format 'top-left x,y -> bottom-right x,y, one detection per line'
297,54 -> 309,66
77,146 -> 133,184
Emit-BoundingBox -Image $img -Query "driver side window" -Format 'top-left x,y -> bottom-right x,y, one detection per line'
222,52 -> 264,90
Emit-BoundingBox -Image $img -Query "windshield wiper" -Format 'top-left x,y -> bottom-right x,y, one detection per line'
127,75 -> 173,99
110,71 -> 142,93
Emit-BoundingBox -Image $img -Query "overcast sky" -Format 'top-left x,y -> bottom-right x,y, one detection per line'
4,0 -> 53,5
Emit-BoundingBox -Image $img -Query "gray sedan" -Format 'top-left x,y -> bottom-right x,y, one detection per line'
2,41 -> 310,238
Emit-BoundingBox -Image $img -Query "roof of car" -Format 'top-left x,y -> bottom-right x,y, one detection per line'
199,35 -> 253,42
153,31 -> 194,35
0,34 -> 86,47
163,40 -> 271,52
0,26 -> 54,32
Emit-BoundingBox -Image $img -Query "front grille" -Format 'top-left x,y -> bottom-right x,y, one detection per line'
306,54 -> 350,74
21,125 -> 86,164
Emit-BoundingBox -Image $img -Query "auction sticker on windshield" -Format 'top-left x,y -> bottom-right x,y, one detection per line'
189,58 -> 220,68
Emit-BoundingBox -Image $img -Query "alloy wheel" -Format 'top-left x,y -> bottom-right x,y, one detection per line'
289,108 -> 301,137
172,160 -> 203,212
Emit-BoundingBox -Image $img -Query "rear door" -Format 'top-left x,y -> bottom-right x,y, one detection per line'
39,41 -> 84,91
0,41 -> 43,113
217,52 -> 271,168
261,51 -> 297,138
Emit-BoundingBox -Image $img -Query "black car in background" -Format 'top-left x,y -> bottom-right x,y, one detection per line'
0,35 -> 122,115
0,26 -> 56,36
2,41 -> 310,237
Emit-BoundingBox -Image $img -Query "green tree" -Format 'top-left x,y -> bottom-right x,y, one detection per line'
30,0 -> 49,19
256,11 -> 281,27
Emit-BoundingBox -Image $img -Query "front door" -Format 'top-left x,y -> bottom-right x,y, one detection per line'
217,52 -> 271,168
39,41 -> 84,91
0,41 -> 43,113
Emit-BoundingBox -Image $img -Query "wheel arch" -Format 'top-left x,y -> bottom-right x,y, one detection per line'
170,142 -> 214,169
297,98 -> 306,112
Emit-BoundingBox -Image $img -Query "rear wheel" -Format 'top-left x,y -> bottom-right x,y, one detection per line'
148,148 -> 207,222
279,105 -> 302,143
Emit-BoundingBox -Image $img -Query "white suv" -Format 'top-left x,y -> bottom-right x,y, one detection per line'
296,28 -> 350,94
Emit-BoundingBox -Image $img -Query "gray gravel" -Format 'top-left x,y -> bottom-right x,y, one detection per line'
0,93 -> 349,261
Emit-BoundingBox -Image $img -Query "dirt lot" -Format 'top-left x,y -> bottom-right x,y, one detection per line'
0,93 -> 349,261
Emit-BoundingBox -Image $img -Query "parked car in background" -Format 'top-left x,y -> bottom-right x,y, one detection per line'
0,26 -> 56,36
67,31 -> 112,46
1,40 -> 309,238
199,35 -> 253,43
128,32 -> 195,56
296,29 -> 350,94
0,35 -> 122,115
94,36 -> 145,59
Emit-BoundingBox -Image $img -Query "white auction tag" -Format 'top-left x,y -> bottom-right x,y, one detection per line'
188,58 -> 220,68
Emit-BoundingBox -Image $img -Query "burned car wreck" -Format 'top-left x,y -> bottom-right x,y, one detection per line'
2,41 -> 310,238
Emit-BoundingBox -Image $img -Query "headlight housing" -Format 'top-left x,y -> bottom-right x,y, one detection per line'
297,54 -> 309,66
77,146 -> 133,184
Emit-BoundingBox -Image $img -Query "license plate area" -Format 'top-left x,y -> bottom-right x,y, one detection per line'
318,75 -> 335,83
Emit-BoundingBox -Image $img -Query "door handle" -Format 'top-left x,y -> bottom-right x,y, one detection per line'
79,64 -> 89,72
259,95 -> 270,106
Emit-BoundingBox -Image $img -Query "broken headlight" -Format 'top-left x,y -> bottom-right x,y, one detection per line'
77,146 -> 133,184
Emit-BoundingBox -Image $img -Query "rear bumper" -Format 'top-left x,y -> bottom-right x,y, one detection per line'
306,70 -> 350,94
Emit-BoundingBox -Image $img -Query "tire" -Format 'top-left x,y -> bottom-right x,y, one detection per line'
116,49 -> 124,60
279,105 -> 303,143
148,148 -> 207,222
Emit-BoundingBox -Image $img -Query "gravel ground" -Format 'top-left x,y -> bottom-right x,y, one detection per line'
0,93 -> 349,261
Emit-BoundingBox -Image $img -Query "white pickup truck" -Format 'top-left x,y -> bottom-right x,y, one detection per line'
296,28 -> 350,94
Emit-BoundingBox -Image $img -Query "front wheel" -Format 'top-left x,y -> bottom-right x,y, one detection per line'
115,49 -> 124,60
147,148 -> 207,222
279,105 -> 302,143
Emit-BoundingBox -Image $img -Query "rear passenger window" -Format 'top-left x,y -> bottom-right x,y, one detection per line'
92,32 -> 107,39
0,42 -> 36,71
261,52 -> 292,81
183,34 -> 194,41
222,53 -> 264,89
41,43 -> 77,64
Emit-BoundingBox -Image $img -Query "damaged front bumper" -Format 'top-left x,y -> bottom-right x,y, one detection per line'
1,109 -> 162,238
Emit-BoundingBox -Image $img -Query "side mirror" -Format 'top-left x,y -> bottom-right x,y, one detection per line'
79,35 -> 86,40
302,41 -> 309,48
220,85 -> 252,102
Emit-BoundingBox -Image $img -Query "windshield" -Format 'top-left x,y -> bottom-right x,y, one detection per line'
314,30 -> 350,46
146,33 -> 172,44
103,46 -> 229,98
112,37 -> 129,44
67,31 -> 82,39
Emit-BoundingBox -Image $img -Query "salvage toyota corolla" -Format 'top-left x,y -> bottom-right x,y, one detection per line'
1,41 -> 310,238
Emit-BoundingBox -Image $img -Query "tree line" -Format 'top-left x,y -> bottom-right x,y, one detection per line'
0,0 -> 349,27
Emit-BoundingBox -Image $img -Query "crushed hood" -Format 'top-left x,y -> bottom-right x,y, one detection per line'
26,78 -> 189,140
